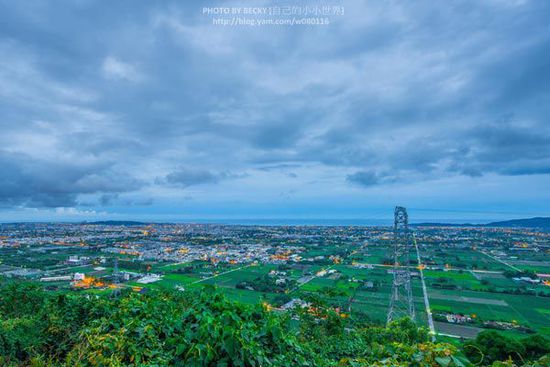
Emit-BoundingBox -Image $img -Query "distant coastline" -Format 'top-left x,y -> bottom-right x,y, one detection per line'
1,217 -> 548,229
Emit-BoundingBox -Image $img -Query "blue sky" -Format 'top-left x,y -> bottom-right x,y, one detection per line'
0,0 -> 549,222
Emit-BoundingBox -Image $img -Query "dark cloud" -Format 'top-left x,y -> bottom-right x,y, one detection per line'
0,151 -> 142,208
346,171 -> 380,187
98,194 -> 119,206
444,120 -> 550,177
161,168 -> 245,188
347,170 -> 399,187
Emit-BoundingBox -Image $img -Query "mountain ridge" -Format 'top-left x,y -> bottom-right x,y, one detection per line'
412,216 -> 550,229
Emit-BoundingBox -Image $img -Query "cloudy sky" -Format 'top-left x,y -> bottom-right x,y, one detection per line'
1,0 -> 549,222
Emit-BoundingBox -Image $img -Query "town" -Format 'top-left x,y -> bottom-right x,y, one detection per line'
1,221 -> 548,340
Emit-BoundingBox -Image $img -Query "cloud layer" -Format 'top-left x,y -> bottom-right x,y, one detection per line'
0,0 -> 549,220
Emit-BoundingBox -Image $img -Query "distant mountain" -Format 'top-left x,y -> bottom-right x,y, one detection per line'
85,220 -> 147,226
484,217 -> 550,229
412,217 -> 550,229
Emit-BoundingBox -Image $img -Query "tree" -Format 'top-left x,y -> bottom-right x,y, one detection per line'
521,334 -> 550,360
465,331 -> 525,365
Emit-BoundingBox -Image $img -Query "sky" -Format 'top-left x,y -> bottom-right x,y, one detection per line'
0,0 -> 549,223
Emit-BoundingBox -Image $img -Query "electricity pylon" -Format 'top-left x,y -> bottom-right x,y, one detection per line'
387,206 -> 415,324
112,257 -> 121,297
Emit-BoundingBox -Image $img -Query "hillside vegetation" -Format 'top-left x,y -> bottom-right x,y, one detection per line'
0,283 -> 548,366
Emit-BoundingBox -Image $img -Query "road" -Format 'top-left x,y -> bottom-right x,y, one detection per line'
476,249 -> 521,272
289,264 -> 335,293
413,234 -> 436,341
349,261 -> 504,275
191,264 -> 252,285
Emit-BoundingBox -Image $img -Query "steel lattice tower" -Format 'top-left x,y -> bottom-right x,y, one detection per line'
112,257 -> 121,297
113,257 -> 119,282
387,206 -> 415,324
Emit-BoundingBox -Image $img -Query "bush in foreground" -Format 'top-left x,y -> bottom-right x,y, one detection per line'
0,282 -> 548,366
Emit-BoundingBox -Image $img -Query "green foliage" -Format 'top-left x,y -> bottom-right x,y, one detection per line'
0,316 -> 43,363
0,282 -> 47,318
503,270 -> 537,279
270,293 -> 292,307
0,282 -> 113,365
320,286 -> 348,298
520,334 -> 550,361
0,283 -> 316,366
464,331 -> 550,366
336,343 -> 465,367
0,282 -> 547,367
489,354 -> 550,367
236,274 -> 296,293
66,289 -> 315,366
298,313 -> 447,366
